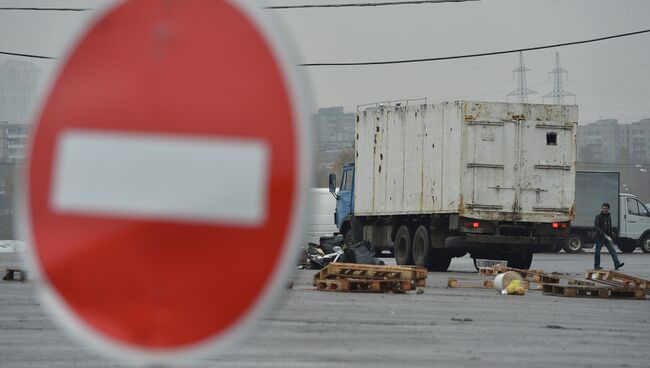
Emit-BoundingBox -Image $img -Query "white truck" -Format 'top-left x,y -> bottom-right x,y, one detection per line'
564,171 -> 650,253
329,100 -> 577,270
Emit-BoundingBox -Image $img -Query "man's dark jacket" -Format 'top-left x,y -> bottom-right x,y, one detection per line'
594,212 -> 613,238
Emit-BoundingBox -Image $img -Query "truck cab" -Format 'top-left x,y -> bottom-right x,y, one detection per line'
329,162 -> 355,242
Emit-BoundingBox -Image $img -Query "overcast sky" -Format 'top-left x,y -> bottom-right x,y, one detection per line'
0,0 -> 649,124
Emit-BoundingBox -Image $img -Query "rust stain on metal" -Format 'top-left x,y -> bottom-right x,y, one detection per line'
464,115 -> 477,121
569,203 -> 576,220
512,114 -> 526,121
458,194 -> 465,215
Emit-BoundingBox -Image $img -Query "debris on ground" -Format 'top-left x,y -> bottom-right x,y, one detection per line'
502,279 -> 526,295
451,318 -> 473,322
544,325 -> 582,331
313,262 -> 427,293
298,236 -> 384,269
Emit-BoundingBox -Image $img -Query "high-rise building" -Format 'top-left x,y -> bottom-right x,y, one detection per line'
312,106 -> 355,154
622,119 -> 650,163
0,122 -> 29,163
0,60 -> 40,125
576,119 -> 621,163
577,118 -> 650,164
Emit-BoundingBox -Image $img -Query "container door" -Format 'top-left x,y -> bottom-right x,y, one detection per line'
465,121 -> 519,213
518,120 -> 574,216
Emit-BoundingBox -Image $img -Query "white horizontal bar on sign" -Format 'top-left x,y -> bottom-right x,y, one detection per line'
50,130 -> 270,226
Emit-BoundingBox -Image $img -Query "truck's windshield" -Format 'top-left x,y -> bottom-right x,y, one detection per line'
628,197 -> 650,217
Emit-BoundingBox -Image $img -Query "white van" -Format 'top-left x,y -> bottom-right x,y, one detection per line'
619,194 -> 650,253
303,188 -> 338,244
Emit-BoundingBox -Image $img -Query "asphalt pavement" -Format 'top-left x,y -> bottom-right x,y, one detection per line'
0,251 -> 648,368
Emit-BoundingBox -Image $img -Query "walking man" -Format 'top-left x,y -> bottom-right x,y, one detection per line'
594,203 -> 624,270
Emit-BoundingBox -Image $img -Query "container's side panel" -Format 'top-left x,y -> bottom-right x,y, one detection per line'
422,105 -> 442,212
372,109 -> 388,214
354,110 -> 377,215
403,107 -> 425,212
440,102 -> 463,213
384,109 -> 406,213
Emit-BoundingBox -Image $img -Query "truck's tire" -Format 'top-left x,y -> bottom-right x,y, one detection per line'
640,235 -> 650,253
343,229 -> 354,247
412,225 -> 432,268
563,234 -> 583,253
507,251 -> 533,270
394,225 -> 414,265
429,250 -> 452,272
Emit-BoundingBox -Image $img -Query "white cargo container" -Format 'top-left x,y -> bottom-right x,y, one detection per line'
355,101 -> 576,221
329,100 -> 577,270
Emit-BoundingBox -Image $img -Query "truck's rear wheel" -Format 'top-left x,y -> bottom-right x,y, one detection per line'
412,225 -> 432,268
343,229 -> 354,247
394,225 -> 413,265
563,234 -> 583,253
429,250 -> 452,272
640,235 -> 650,253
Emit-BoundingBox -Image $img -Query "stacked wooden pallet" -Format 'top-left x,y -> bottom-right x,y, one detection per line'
314,263 -> 427,293
541,283 -> 645,300
584,270 -> 649,295
540,269 -> 648,300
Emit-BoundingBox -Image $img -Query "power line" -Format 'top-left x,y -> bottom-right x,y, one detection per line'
0,51 -> 55,60
300,28 -> 650,66
266,0 -> 478,9
0,7 -> 91,11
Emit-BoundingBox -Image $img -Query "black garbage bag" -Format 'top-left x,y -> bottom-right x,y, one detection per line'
319,235 -> 344,254
347,240 -> 385,265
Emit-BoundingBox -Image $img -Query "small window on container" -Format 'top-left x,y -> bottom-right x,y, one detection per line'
546,132 -> 557,145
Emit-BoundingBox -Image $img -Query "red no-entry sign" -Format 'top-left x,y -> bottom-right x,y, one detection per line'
24,0 -> 311,363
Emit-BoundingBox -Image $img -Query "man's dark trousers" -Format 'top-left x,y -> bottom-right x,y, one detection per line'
594,235 -> 621,268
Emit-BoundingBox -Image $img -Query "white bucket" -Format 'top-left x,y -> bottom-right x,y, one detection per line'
493,271 -> 522,290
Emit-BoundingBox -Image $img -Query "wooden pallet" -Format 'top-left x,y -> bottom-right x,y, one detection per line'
313,263 -> 427,287
2,268 -> 27,282
567,279 -> 597,286
542,284 -> 645,300
478,267 -> 501,276
585,270 -> 649,293
447,278 -> 495,289
316,278 -> 412,293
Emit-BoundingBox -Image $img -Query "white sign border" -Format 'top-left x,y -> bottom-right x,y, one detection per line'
19,0 -> 314,365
